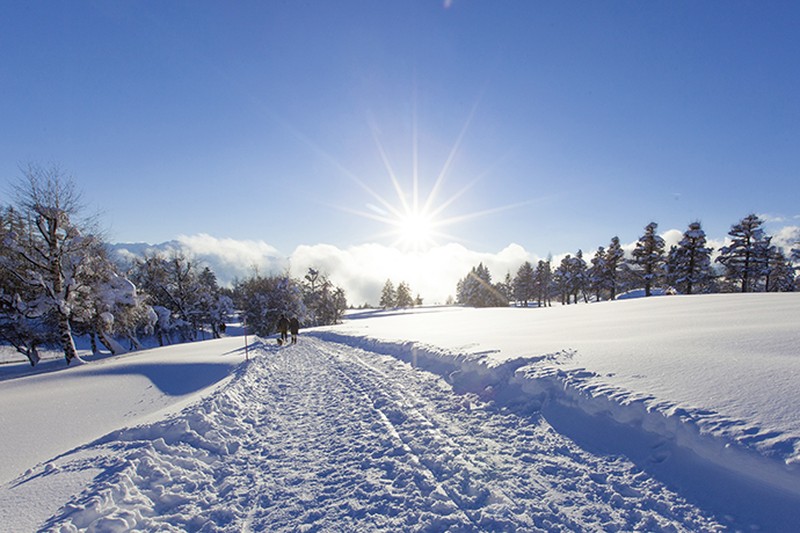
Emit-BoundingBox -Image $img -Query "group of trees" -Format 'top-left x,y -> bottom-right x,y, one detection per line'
457,215 -> 799,308
0,166 -> 138,365
1,165 -> 348,366
379,279 -> 423,309
125,252 -> 234,345
235,268 -> 347,337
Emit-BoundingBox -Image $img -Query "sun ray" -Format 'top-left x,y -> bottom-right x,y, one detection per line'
422,88 -> 485,216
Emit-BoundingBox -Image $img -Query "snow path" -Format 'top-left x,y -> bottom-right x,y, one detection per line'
25,337 -> 723,532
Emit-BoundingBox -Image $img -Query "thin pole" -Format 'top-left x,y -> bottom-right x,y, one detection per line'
243,316 -> 249,361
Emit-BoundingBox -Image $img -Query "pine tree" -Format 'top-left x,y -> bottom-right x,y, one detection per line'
716,214 -> 770,293
667,221 -> 714,295
554,255 -> 572,305
630,222 -> 666,297
763,245 -> 795,292
605,237 -> 625,300
456,263 -> 507,307
570,250 -> 589,303
588,247 -> 606,301
533,258 -> 552,307
379,279 -> 396,309
395,281 -> 414,308
513,261 -> 535,306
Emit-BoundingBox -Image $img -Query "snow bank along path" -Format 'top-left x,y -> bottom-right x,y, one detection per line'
6,338 -> 721,532
317,294 -> 800,499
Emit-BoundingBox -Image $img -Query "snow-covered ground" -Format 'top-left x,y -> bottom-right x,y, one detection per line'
1,293 -> 799,531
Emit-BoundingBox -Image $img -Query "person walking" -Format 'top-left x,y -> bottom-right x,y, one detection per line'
289,316 -> 300,344
277,314 -> 290,345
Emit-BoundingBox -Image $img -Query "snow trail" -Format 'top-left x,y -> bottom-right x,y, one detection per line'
34,338 -> 721,531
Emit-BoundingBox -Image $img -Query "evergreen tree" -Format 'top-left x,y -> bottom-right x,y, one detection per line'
605,237 -> 625,300
456,263 -> 507,307
588,247 -> 606,301
553,255 -> 572,305
533,259 -> 552,307
667,221 -> 714,295
395,281 -> 414,308
763,245 -> 795,292
570,250 -> 589,303
513,261 -> 535,306
716,214 -> 770,293
379,279 -> 396,308
630,222 -> 666,297
301,268 -> 347,326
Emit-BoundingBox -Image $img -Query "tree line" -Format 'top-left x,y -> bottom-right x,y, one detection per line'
378,279 -> 423,309
457,217 -> 799,308
0,165 -> 347,366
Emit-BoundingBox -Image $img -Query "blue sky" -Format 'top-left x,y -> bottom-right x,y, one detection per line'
2,1 -> 799,265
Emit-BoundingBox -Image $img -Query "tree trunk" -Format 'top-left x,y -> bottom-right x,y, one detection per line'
58,310 -> 79,364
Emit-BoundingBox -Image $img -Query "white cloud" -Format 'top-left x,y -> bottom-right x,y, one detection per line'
289,242 -> 535,306
113,222 -> 800,309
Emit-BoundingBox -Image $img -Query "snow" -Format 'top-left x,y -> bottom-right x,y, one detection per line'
1,293 -> 799,531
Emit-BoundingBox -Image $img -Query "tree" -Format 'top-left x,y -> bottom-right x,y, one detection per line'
2,165 -> 99,364
553,255 -> 572,305
0,207 -> 55,365
716,214 -> 770,293
395,281 -> 414,308
666,221 -> 714,295
588,247 -> 607,301
128,251 -> 233,343
456,263 -> 507,307
763,245 -> 795,292
379,279 -> 396,309
235,274 -> 307,336
301,268 -> 347,325
630,222 -> 665,297
513,261 -> 535,306
570,250 -> 589,303
605,237 -> 625,300
532,259 -> 552,307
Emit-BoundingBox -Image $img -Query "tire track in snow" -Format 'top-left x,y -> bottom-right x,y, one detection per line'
37,337 -> 723,532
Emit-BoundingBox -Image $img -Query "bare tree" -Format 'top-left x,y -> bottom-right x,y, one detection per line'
4,164 -> 97,364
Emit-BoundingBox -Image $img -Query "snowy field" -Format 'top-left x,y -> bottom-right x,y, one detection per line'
1,293 -> 799,531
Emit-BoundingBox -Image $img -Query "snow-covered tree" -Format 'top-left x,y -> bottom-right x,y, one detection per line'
301,268 -> 347,326
588,247 -> 607,301
235,274 -> 308,337
1,165 -> 100,364
630,222 -> 666,297
763,245 -> 795,292
379,279 -> 396,309
128,251 -> 232,342
666,221 -> 714,295
570,250 -> 589,303
716,214 -> 770,293
69,243 -> 147,354
605,236 -> 625,300
0,206 -> 55,365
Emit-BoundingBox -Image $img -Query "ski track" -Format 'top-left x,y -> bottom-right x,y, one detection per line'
33,338 -> 722,532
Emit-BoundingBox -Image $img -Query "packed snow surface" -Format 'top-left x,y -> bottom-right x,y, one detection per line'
1,293 -> 798,531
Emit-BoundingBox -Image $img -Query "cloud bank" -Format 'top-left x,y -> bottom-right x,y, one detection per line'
112,225 -> 799,308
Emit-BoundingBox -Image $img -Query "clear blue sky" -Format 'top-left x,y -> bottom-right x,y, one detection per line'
2,1 -> 799,258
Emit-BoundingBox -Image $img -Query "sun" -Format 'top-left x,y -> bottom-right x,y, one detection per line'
316,92 -> 526,252
395,210 -> 436,250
